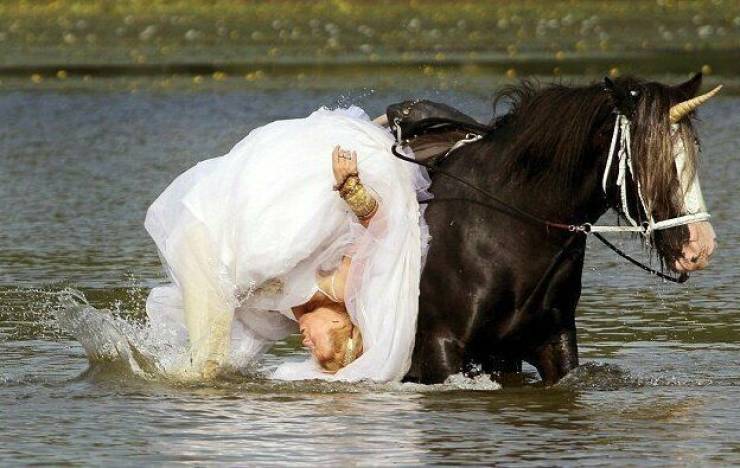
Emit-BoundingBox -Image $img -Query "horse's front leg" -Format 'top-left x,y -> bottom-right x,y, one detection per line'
531,326 -> 579,385
405,327 -> 465,384
526,240 -> 584,386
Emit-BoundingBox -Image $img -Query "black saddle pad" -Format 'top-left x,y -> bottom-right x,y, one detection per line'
385,100 -> 491,165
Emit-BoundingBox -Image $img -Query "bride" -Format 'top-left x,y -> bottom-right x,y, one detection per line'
144,106 -> 431,382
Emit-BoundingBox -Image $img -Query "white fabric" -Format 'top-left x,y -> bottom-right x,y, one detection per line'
144,106 -> 431,382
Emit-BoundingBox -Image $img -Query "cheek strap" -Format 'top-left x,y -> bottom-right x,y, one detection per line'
673,132 -> 708,215
598,115 -> 711,235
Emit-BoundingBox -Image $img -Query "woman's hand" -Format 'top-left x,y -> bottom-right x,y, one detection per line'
332,145 -> 358,187
332,145 -> 378,226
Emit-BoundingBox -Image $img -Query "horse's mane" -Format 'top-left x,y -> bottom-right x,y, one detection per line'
489,78 -> 699,231
490,80 -> 613,190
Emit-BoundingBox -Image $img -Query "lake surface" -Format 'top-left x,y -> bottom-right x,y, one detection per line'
1,81 -> 738,465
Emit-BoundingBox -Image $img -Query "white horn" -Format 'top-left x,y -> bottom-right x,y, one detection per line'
669,85 -> 723,123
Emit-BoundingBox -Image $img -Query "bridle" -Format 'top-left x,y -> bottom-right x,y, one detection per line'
389,113 -> 711,283
594,113 -> 711,235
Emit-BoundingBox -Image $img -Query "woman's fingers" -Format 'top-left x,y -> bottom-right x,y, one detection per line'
333,146 -> 359,186
332,145 -> 343,183
340,149 -> 351,176
332,145 -> 340,168
350,151 -> 358,173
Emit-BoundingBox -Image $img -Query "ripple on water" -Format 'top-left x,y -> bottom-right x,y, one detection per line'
1,89 -> 738,466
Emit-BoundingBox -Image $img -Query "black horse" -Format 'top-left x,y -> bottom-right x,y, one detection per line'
391,73 -> 718,385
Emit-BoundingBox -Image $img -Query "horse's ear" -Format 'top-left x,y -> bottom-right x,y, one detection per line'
672,72 -> 703,100
603,76 -> 638,117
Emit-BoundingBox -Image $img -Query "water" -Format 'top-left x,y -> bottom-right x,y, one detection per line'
1,82 -> 738,465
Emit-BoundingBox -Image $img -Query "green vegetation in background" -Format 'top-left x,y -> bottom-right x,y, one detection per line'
0,0 -> 738,89
1,0 -> 738,65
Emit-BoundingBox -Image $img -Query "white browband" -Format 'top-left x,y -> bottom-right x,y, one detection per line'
590,114 -> 711,236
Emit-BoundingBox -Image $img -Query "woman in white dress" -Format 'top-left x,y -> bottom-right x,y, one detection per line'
144,107 -> 430,382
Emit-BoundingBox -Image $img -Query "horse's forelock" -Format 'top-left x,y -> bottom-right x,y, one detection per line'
629,81 -> 700,263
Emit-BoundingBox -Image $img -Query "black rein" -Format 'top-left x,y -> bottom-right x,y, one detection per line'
390,142 -> 688,284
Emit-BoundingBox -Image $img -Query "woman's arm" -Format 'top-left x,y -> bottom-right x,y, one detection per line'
373,114 -> 389,127
332,145 -> 379,227
290,144 -> 380,318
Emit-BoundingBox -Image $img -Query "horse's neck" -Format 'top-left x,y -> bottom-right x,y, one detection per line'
464,128 -> 610,225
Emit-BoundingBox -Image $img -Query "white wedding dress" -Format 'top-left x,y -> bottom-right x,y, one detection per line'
144,107 -> 431,382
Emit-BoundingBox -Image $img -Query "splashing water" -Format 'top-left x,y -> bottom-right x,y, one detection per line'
52,288 -> 203,382
51,288 -> 717,393
48,288 -> 507,392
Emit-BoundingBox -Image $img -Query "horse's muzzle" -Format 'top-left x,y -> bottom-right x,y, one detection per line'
674,221 -> 717,272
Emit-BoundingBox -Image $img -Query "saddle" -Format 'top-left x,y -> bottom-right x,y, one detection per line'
385,99 -> 492,166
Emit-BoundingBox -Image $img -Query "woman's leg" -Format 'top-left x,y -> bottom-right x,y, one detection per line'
179,223 -> 233,377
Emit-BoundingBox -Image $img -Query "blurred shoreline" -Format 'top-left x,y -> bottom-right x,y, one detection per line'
0,0 -> 738,91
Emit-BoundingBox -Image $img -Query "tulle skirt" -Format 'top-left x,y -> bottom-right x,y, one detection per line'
144,106 -> 431,382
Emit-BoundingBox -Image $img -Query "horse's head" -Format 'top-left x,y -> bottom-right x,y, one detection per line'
603,73 -> 718,274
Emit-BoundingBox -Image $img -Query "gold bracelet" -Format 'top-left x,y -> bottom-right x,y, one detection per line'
338,175 -> 360,197
340,177 -> 378,219
334,172 -> 359,192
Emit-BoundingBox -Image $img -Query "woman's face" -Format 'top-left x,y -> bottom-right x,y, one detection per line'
298,306 -> 346,362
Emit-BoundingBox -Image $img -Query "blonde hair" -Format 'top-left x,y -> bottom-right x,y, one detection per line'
318,312 -> 363,373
